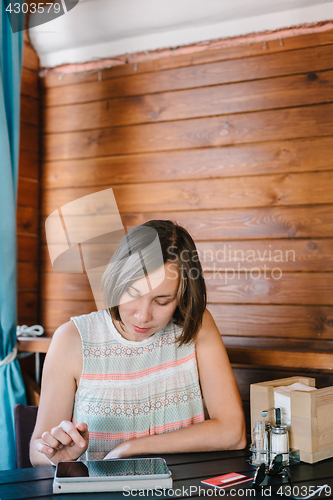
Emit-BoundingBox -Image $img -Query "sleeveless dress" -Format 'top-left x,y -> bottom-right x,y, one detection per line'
71,310 -> 205,460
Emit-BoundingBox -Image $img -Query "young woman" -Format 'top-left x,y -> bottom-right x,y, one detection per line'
30,220 -> 246,466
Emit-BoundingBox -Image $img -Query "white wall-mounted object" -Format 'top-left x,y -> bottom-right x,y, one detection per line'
29,0 -> 333,68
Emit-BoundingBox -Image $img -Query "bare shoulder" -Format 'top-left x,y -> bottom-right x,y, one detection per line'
47,320 -> 82,383
195,309 -> 222,347
51,320 -> 81,349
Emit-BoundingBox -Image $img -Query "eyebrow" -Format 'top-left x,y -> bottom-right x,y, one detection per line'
129,286 -> 176,299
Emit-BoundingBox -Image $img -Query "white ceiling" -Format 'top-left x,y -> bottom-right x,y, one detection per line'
29,0 -> 333,68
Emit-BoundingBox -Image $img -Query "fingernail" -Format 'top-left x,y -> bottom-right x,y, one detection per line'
80,441 -> 85,448
48,448 -> 53,453
58,444 -> 63,450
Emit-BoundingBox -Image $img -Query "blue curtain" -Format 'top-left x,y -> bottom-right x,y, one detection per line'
0,3 -> 26,470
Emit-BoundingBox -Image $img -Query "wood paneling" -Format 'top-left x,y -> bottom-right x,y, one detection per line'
19,150 -> 39,180
206,272 -> 333,305
44,70 -> 333,132
197,239 -> 333,271
42,31 -> 333,89
40,204 -> 333,244
18,178 -> 39,208
21,68 -> 39,98
21,96 -> 39,126
18,262 -> 39,290
23,42 -> 39,72
40,271 -> 333,305
43,41 -> 333,103
18,39 -> 40,329
227,347 -> 333,371
40,29 -> 333,373
42,137 -> 333,189
41,171 -> 333,215
20,122 -> 39,153
44,104 -> 333,161
17,291 -> 38,319
17,235 -> 38,261
40,238 -> 333,273
17,206 -> 38,234
40,299 -> 96,334
40,272 -> 92,301
41,302 -> 333,341
208,304 -> 333,339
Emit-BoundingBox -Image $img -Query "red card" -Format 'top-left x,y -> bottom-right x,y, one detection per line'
201,472 -> 251,488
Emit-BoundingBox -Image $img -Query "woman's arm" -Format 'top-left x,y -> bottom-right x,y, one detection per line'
29,321 -> 89,466
104,309 -> 246,458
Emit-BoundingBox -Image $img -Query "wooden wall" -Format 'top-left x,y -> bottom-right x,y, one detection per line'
40,30 -> 333,379
17,32 -> 40,328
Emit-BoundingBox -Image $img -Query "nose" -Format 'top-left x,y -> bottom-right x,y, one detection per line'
134,299 -> 152,324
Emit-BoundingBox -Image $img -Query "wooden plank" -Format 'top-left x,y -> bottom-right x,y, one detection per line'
40,239 -> 333,273
23,42 -> 39,72
43,103 -> 333,160
17,337 -> 51,354
19,150 -> 39,180
42,33 -> 333,91
17,234 -> 38,261
43,69 -> 333,132
18,261 -> 38,290
18,177 -> 39,208
17,291 -> 38,318
20,122 -> 39,153
227,347 -> 333,371
40,273 -> 93,301
17,206 -> 38,234
38,205 -> 333,243
21,95 -> 39,126
40,300 -> 96,333
208,304 -> 333,339
41,137 -> 333,189
41,171 -> 333,215
197,239 -> 333,272
206,272 -> 333,305
40,270 -> 333,305
21,67 -> 39,99
223,336 -> 333,352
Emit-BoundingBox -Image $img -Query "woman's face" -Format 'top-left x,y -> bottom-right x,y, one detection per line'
114,262 -> 180,342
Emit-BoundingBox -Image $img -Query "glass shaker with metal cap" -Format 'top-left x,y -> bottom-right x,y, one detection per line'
270,408 -> 289,465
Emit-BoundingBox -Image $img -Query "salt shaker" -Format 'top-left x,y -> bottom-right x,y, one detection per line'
270,408 -> 289,465
252,421 -> 269,465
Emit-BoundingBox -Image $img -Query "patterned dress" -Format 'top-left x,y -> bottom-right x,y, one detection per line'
71,310 -> 205,460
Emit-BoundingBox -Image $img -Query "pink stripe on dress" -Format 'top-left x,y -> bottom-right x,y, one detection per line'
81,352 -> 196,381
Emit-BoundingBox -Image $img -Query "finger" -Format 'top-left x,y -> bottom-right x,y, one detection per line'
75,422 -> 89,440
60,420 -> 86,448
50,426 -> 74,447
76,422 -> 88,433
41,431 -> 62,450
36,442 -> 55,457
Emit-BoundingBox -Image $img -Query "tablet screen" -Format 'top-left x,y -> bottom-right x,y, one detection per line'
56,458 -> 170,479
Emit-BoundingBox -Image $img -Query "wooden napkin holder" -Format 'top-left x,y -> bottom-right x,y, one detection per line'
250,376 -> 333,464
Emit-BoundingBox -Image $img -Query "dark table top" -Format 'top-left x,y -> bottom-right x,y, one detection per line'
0,450 -> 332,500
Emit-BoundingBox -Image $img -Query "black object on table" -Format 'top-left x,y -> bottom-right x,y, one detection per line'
0,449 -> 333,500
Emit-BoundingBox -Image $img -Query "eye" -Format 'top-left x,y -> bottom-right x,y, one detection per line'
127,288 -> 140,299
155,299 -> 173,306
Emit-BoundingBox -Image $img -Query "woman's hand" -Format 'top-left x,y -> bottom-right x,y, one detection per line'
103,440 -> 134,460
36,421 -> 89,465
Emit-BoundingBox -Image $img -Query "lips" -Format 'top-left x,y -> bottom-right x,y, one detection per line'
132,325 -> 151,333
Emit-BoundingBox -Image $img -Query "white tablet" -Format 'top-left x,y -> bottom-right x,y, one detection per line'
53,457 -> 173,494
